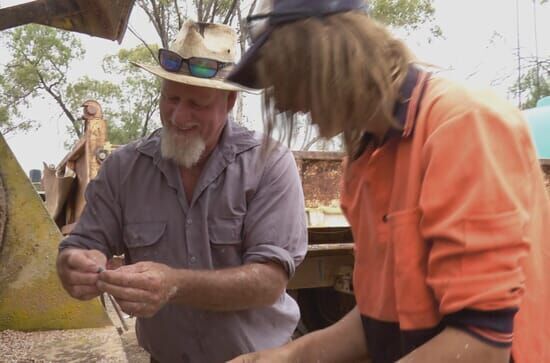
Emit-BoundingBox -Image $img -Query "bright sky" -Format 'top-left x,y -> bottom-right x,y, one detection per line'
1,0 -> 549,175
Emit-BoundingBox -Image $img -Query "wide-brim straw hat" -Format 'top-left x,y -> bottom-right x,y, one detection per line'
133,20 -> 256,93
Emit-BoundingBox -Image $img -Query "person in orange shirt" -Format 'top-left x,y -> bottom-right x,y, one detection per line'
226,0 -> 550,362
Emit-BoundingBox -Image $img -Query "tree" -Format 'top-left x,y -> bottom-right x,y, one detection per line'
0,25 -> 85,136
370,0 -> 441,37
101,45 -> 161,145
1,0 -> 441,149
0,25 -> 160,146
135,0 -> 241,49
510,57 -> 550,109
61,45 -> 161,146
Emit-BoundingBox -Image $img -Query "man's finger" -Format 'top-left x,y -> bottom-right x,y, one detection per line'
65,251 -> 104,273
98,269 -> 154,290
70,284 -> 101,300
97,280 -> 153,303
116,299 -> 152,317
65,270 -> 101,286
112,262 -> 150,274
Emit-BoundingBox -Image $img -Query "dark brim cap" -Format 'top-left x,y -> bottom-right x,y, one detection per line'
227,0 -> 367,89
227,29 -> 273,89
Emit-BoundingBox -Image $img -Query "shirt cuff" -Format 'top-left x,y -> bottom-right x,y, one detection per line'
59,234 -> 111,258
243,244 -> 296,278
443,308 -> 517,347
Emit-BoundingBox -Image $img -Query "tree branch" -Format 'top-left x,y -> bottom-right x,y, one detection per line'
128,25 -> 158,62
35,69 -> 81,138
197,0 -> 204,22
210,0 -> 220,22
1,120 -> 34,136
223,0 -> 239,24
141,94 -> 160,137
174,0 -> 183,29
204,0 -> 216,22
247,0 -> 258,17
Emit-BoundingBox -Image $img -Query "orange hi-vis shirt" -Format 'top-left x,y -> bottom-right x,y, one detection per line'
340,67 -> 550,362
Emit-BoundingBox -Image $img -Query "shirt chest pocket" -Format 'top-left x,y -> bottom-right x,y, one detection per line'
208,218 -> 243,269
124,222 -> 167,264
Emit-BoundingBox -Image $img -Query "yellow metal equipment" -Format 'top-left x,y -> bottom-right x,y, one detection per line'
0,133 -> 111,331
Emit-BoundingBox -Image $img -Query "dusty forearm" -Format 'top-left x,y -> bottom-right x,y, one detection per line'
398,327 -> 510,363
169,262 -> 288,311
286,307 -> 369,363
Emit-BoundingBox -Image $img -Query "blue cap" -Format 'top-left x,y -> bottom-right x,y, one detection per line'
227,0 -> 368,89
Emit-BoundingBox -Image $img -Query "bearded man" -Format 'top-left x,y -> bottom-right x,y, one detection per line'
56,20 -> 307,363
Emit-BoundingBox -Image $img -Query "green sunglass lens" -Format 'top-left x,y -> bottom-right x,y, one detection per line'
189,58 -> 218,78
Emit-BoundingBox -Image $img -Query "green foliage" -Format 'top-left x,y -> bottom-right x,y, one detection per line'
136,0 -> 240,48
370,0 -> 442,38
193,0 -> 238,23
1,0 -> 441,149
101,45 -> 161,145
0,24 -> 160,145
510,60 -> 550,109
0,25 -> 84,136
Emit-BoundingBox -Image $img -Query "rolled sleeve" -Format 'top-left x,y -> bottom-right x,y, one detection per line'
242,148 -> 308,278
58,152 -> 124,258
420,108 -> 534,316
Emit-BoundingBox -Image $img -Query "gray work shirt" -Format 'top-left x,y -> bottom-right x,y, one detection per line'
60,121 -> 308,363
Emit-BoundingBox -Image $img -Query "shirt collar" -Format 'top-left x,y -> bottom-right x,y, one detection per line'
136,119 -> 262,163
392,65 -> 431,138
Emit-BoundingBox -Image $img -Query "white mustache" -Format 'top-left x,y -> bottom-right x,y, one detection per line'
170,121 -> 199,131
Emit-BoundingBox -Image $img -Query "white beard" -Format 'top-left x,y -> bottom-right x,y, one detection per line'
160,127 -> 206,168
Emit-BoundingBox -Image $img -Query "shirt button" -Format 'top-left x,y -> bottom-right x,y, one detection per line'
186,218 -> 192,225
189,255 -> 197,264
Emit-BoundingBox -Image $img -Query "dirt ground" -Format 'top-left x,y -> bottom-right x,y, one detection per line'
0,296 -> 149,363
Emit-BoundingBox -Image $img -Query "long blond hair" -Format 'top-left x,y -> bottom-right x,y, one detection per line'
255,11 -> 414,157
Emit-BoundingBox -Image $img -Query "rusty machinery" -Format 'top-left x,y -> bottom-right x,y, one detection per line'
0,0 -> 135,42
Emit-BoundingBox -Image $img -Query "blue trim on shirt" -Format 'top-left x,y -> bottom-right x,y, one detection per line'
444,308 -> 517,334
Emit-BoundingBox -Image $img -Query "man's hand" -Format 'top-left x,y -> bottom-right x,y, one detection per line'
56,248 -> 107,300
227,346 -> 294,363
97,261 -> 177,318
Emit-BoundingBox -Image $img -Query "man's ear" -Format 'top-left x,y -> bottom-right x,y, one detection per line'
226,91 -> 238,112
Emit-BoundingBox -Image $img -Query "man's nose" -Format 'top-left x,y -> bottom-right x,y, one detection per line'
170,102 -> 192,127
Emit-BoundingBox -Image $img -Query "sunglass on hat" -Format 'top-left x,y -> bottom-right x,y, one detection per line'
132,20 -> 255,93
228,0 -> 368,89
158,49 -> 232,79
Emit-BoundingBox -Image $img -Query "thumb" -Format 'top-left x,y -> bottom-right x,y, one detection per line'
78,250 -> 107,273
85,250 -> 107,265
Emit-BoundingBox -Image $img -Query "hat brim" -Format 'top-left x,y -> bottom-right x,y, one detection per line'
131,61 -> 260,94
227,30 -> 272,90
